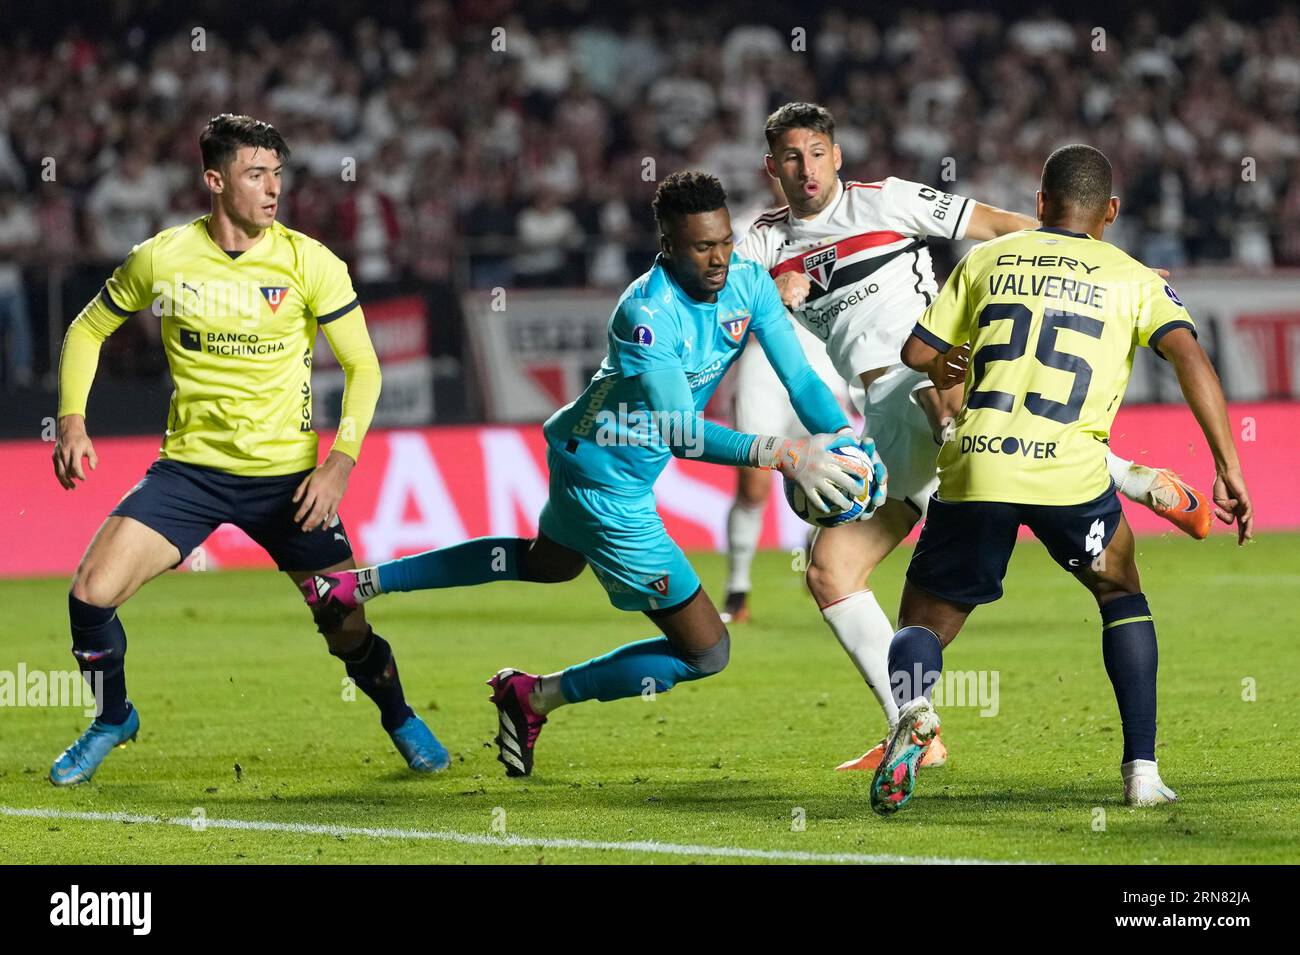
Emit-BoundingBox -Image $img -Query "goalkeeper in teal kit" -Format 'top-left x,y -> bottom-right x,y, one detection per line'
301,172 -> 885,776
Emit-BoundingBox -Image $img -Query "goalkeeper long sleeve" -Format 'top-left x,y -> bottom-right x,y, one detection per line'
637,366 -> 757,466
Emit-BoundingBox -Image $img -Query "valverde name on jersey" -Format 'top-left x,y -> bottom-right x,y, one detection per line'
916,227 -> 1195,506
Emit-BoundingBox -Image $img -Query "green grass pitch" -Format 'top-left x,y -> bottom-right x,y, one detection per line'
0,532 -> 1296,864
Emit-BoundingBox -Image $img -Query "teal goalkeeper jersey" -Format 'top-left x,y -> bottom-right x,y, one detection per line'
544,253 -> 844,490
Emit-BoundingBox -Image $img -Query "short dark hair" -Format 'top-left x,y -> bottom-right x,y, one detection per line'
1040,144 -> 1112,217
652,171 -> 728,231
199,114 -> 290,171
764,102 -> 835,150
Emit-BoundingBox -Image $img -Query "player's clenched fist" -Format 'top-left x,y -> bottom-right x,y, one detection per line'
774,272 -> 812,311
52,414 -> 98,490
752,430 -> 866,513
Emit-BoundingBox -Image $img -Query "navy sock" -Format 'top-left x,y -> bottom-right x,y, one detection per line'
333,629 -> 415,733
887,625 -> 944,710
378,537 -> 528,593
1100,593 -> 1158,763
68,593 -> 130,725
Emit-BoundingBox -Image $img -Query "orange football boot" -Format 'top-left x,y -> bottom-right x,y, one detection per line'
835,731 -> 948,771
720,591 -> 752,624
1147,469 -> 1213,540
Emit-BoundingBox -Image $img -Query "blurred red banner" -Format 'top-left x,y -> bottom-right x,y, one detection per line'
2,402 -> 1295,578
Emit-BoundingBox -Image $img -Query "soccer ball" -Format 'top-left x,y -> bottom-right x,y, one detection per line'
783,445 -> 876,528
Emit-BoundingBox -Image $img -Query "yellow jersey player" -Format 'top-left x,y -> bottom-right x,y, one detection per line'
868,144 -> 1253,815
48,114 -> 450,785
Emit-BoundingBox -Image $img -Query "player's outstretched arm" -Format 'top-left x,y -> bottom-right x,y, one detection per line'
1158,328 -> 1253,544
963,204 -> 1037,241
292,309 -> 381,531
636,367 -> 865,513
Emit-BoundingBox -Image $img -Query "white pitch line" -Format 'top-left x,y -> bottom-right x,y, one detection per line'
0,806 -> 1031,865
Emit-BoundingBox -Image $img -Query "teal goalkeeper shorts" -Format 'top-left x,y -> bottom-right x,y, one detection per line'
538,447 -> 701,613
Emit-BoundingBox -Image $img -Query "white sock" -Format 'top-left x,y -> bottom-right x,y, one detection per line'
1107,452 -> 1158,502
529,672 -> 567,715
725,499 -> 765,594
1121,758 -> 1160,781
820,590 -> 899,728
352,567 -> 381,602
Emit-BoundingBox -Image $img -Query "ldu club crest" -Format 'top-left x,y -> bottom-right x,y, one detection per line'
720,308 -> 751,343
260,286 -> 289,313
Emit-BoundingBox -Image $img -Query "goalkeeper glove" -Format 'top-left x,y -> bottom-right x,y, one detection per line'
751,428 -> 867,513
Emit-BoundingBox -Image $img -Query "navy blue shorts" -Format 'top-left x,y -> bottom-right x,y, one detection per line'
906,484 -> 1123,606
112,459 -> 354,572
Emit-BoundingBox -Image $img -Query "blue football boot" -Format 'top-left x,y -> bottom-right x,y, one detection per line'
389,713 -> 450,773
50,705 -> 140,786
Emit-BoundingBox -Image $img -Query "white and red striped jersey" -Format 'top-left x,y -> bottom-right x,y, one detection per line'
735,177 -> 975,383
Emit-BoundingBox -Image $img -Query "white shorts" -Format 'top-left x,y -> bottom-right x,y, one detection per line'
859,364 -> 941,519
733,321 -> 851,436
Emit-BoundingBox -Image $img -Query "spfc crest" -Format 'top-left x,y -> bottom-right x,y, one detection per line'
260,286 -> 289,313
804,246 -> 837,290
720,309 -> 751,343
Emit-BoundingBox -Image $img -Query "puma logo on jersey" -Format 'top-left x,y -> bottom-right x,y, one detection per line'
639,305 -> 660,321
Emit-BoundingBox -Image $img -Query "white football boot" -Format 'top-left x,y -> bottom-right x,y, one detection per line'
1122,759 -> 1178,806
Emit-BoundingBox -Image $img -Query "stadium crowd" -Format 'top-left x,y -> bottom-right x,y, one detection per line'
1,2 -> 1299,388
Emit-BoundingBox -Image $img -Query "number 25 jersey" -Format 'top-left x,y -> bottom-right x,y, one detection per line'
914,227 -> 1196,506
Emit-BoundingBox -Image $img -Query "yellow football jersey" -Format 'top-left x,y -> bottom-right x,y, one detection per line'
63,216 -> 364,476
915,227 -> 1195,505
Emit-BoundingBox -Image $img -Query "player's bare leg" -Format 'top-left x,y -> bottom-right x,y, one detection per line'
1072,516 -> 1177,805
805,500 -> 948,770
71,515 -> 181,608
722,467 -> 770,623
52,516 -> 180,785
292,557 -> 450,772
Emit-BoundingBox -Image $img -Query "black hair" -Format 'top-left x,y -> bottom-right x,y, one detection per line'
199,114 -> 291,171
652,171 -> 727,231
764,102 -> 835,150
1040,144 -> 1113,217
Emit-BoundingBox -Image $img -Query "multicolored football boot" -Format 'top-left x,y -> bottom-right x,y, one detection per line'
836,731 -> 947,772
870,697 -> 941,816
